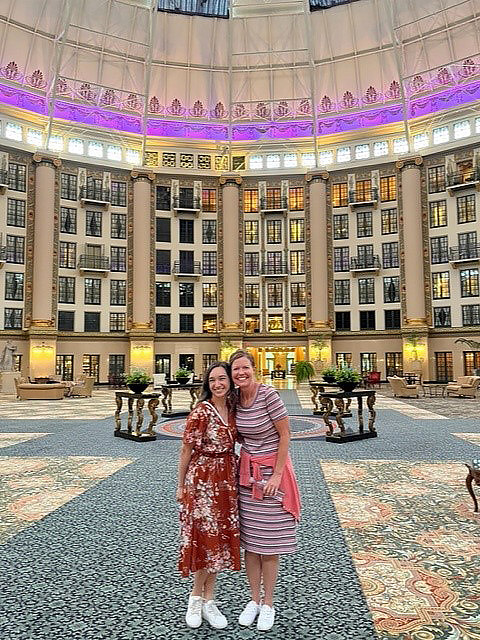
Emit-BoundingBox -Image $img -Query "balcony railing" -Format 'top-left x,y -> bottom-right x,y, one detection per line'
172,196 -> 201,213
446,168 -> 480,193
260,197 -> 288,213
261,261 -> 289,276
78,254 -> 110,272
348,187 -> 378,208
350,255 -> 381,272
172,260 -> 202,276
0,169 -> 8,189
449,244 -> 480,265
79,186 -> 111,205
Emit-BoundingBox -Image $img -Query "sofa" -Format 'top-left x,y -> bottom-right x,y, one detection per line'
445,375 -> 480,398
70,376 -> 95,398
14,378 -> 65,400
387,376 -> 420,398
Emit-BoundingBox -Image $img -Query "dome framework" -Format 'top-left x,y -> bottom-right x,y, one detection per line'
0,0 -> 479,162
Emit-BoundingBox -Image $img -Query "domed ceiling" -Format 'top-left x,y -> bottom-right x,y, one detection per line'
0,0 -> 478,142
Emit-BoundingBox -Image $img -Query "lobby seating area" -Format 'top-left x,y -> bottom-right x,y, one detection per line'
387,376 -> 420,398
445,376 -> 480,398
14,379 -> 66,401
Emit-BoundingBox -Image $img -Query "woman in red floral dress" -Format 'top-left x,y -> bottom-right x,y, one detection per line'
177,361 -> 240,630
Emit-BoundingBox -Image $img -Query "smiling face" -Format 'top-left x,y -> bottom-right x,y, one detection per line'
208,366 -> 231,401
231,356 -> 256,391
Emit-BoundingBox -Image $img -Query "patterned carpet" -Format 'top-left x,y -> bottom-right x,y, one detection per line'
0,388 -> 479,639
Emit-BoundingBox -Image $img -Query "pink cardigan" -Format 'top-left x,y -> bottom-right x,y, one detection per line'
239,450 -> 301,521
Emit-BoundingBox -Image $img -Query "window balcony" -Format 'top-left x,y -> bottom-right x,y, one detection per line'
78,254 -> 110,274
172,196 -> 201,215
448,244 -> 480,267
446,169 -> 480,195
0,169 -> 8,192
348,187 -> 378,210
260,197 -> 288,214
261,262 -> 289,277
172,260 -> 202,277
350,255 -> 381,274
79,186 -> 111,207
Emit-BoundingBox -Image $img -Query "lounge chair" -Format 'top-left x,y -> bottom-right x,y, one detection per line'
445,376 -> 480,398
387,376 -> 419,398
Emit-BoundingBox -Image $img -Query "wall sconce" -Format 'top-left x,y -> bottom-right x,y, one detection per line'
32,342 -> 54,354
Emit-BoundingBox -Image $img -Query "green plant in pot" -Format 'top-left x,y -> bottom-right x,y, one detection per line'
334,367 -> 362,392
321,365 -> 337,384
175,367 -> 192,385
294,360 -> 315,383
124,370 -> 152,394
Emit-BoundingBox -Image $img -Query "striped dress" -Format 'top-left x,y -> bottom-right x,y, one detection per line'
236,384 -> 297,555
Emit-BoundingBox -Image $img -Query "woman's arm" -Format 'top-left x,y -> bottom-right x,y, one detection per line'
176,442 -> 194,501
263,417 -> 290,496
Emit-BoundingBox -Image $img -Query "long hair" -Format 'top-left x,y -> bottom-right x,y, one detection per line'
198,361 -> 237,413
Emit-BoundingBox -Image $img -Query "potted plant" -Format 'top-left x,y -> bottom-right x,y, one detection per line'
124,370 -> 152,394
294,360 -> 315,383
334,367 -> 362,392
175,367 -> 192,385
321,366 -> 337,384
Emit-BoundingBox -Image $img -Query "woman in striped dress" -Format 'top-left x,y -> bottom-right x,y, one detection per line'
229,350 -> 301,632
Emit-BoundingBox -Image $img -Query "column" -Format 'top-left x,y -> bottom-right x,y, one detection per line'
130,171 -> 154,375
306,171 -> 329,329
397,157 -> 429,380
397,157 -> 427,326
29,154 -> 59,378
219,174 -> 242,331
32,156 -> 58,329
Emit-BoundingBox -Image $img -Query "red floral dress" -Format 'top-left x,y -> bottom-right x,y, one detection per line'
178,401 -> 241,577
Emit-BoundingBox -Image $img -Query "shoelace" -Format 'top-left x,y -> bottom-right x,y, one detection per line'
189,599 -> 203,615
205,602 -> 221,616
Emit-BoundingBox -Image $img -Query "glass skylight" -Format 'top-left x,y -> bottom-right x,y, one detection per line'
301,153 -> 315,168
5,123 -> 22,142
373,141 -> 388,157
283,153 -> 298,168
337,147 -> 351,163
249,155 -> 263,170
433,126 -> 449,145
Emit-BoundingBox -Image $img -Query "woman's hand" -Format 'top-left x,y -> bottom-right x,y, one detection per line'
175,486 -> 184,502
263,473 -> 282,497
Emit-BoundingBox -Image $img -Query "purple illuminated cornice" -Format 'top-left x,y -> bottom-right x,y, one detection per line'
0,80 -> 479,142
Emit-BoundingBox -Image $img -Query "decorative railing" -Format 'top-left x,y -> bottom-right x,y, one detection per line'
172,260 -> 202,275
449,244 -> 480,262
348,187 -> 378,205
446,169 -> 480,187
172,196 -> 201,210
261,261 -> 289,275
78,254 -> 110,270
260,197 -> 288,211
79,186 -> 111,203
350,255 -> 381,270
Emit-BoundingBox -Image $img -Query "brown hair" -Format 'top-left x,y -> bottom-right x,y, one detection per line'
229,349 -> 255,368
198,361 -> 237,413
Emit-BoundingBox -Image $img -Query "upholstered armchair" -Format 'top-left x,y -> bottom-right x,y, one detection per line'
70,376 -> 95,398
445,376 -> 480,398
387,376 -> 419,398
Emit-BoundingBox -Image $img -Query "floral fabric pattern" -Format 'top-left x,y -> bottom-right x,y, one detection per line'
178,401 -> 240,577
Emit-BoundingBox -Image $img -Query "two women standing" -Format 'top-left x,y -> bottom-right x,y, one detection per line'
177,351 -> 301,632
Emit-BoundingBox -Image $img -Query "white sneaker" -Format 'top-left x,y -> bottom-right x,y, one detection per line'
202,600 -> 228,629
238,600 -> 260,626
257,604 -> 275,631
185,595 -> 203,628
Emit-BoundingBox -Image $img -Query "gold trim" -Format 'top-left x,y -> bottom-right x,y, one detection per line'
219,173 -> 242,186
396,156 -> 423,170
305,170 -> 329,183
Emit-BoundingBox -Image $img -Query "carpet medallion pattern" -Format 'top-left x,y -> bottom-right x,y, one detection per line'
0,456 -> 133,543
321,460 -> 480,640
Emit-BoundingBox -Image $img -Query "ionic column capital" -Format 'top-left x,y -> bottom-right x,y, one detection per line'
32,153 -> 61,168
305,170 -> 329,183
219,173 -> 242,186
396,156 -> 423,171
131,170 -> 155,182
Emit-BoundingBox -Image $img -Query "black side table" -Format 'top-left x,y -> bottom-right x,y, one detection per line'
114,391 -> 160,441
319,389 -> 377,443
